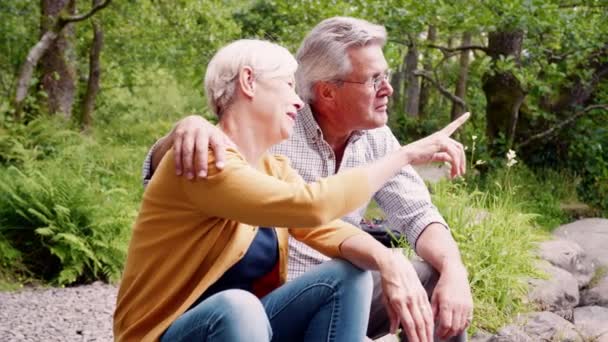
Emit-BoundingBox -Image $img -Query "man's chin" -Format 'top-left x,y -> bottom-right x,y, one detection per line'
373,110 -> 389,126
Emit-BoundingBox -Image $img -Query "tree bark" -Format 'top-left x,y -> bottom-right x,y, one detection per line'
482,30 -> 526,147
404,41 -> 420,117
81,0 -> 104,130
40,0 -> 77,118
388,63 -> 403,125
418,25 -> 436,117
12,0 -> 111,119
13,30 -> 59,118
451,32 -> 472,121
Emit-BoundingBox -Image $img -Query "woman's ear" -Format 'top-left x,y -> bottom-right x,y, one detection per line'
237,66 -> 255,99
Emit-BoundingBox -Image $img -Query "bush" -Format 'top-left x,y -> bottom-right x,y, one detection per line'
0,116 -> 136,286
428,179 -> 545,333
0,163 -> 130,285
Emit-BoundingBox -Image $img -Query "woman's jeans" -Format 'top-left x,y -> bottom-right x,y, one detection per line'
160,259 -> 373,342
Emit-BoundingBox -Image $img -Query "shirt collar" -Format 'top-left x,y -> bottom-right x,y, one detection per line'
297,105 -> 365,143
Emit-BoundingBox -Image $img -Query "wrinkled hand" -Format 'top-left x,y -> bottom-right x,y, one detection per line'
402,112 -> 470,178
431,263 -> 473,339
380,251 -> 434,342
169,115 -> 235,179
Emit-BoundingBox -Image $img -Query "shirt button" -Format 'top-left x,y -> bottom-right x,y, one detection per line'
252,227 -> 257,231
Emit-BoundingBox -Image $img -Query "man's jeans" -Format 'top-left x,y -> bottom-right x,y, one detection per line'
367,259 -> 467,342
161,259 -> 373,342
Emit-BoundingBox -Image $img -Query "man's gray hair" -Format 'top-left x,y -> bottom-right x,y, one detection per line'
295,17 -> 387,104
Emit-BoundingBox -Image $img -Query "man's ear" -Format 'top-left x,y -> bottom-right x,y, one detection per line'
237,66 -> 255,99
314,81 -> 335,103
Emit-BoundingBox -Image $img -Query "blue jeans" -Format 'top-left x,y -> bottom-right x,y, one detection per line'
161,259 -> 373,342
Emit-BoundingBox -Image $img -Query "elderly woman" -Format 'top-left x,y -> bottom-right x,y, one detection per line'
114,39 -> 468,342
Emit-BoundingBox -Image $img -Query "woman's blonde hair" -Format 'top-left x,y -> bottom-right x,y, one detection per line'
204,39 -> 297,118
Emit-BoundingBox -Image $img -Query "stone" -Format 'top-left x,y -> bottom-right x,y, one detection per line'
489,325 -> 532,342
527,261 -> 579,318
471,330 -> 493,342
554,218 -> 608,268
515,311 -> 582,341
581,274 -> 608,307
413,163 -> 450,184
538,239 -> 596,288
573,306 -> 608,341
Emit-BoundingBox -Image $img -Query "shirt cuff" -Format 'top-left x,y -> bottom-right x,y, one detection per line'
407,214 -> 449,251
142,139 -> 162,188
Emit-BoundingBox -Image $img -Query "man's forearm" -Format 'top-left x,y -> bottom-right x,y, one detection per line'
415,223 -> 466,274
151,136 -> 172,173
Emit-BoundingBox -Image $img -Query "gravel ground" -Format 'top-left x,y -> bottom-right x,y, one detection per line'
0,282 -> 117,342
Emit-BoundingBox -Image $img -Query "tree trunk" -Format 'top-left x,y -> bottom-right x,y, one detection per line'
40,0 -> 77,118
451,32 -> 472,121
404,42 -> 420,117
388,62 -> 403,125
13,30 -> 59,119
81,0 -> 104,130
418,25 -> 436,117
482,30 -> 526,148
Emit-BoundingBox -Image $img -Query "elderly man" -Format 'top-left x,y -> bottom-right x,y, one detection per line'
144,17 -> 473,342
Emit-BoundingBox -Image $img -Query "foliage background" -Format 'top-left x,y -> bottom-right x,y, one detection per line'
1,0 -> 606,334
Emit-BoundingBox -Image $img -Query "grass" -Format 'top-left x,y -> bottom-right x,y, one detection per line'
363,165 -> 577,333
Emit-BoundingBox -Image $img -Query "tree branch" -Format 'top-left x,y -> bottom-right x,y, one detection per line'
518,104 -> 608,148
413,70 -> 467,109
60,0 -> 112,25
558,2 -> 608,9
426,43 -> 489,55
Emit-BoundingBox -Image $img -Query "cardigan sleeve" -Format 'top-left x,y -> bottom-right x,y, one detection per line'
172,149 -> 372,228
277,155 -> 367,258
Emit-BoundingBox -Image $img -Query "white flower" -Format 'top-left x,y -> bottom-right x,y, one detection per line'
464,146 -> 469,151
506,149 -> 518,168
475,159 -> 486,165
472,135 -> 478,141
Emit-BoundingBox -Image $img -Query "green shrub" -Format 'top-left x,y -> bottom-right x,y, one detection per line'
0,164 -> 131,285
428,179 -> 545,333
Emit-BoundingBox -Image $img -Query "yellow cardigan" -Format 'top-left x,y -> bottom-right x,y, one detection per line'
113,149 -> 372,341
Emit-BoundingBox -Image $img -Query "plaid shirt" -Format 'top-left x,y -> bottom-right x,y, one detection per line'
142,105 -> 448,280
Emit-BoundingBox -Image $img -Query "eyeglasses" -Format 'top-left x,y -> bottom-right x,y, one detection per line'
337,70 -> 391,92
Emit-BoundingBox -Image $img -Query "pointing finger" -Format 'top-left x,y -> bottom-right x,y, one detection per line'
441,112 -> 471,136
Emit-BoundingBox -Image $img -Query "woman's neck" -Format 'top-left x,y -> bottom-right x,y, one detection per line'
219,104 -> 273,167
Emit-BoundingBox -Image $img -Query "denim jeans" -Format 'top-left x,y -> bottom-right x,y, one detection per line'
161,259 -> 373,342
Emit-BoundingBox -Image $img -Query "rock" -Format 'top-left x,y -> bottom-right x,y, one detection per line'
554,218 -> 608,268
515,311 -> 582,341
559,202 -> 597,218
413,163 -> 450,184
581,274 -> 608,307
527,261 -> 579,318
489,325 -> 532,342
538,239 -> 595,288
470,330 -> 493,342
573,306 -> 608,342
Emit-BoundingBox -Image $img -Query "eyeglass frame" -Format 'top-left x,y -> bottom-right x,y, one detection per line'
334,70 -> 391,92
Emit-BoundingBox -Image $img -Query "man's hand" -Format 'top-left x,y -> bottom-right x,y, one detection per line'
380,250 -> 434,342
431,262 -> 473,339
402,112 -> 470,178
167,115 -> 235,179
